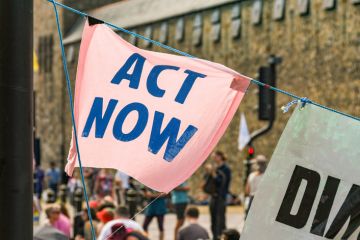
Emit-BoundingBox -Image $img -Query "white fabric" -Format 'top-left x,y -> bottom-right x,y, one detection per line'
241,104 -> 360,240
238,112 -> 250,150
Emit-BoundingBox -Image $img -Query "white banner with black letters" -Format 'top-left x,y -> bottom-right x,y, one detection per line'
241,103 -> 360,240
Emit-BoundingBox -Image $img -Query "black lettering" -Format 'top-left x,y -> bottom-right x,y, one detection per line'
276,165 -> 321,229
310,176 -> 340,236
324,184 -> 360,239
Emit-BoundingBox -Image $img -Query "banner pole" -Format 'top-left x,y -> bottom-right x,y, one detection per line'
0,0 -> 34,239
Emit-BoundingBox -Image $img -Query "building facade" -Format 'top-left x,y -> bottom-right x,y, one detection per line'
34,0 -> 360,194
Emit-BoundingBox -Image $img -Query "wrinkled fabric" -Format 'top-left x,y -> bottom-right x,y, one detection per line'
65,21 -> 250,193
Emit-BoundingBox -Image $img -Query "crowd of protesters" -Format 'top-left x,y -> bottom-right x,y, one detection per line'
33,151 -> 267,240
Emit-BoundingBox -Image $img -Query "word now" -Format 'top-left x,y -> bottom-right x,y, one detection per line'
111,53 -> 206,104
81,97 -> 198,162
276,165 -> 360,239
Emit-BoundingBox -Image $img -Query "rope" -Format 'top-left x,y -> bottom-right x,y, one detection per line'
47,0 -> 360,122
50,1 -> 97,239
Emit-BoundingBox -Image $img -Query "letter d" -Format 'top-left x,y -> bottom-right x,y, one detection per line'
276,165 -> 321,229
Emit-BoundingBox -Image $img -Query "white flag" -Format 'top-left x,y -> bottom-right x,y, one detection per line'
238,113 -> 250,150
241,104 -> 360,240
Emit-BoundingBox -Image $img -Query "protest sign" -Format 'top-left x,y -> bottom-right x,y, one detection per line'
241,103 -> 360,239
65,21 -> 250,192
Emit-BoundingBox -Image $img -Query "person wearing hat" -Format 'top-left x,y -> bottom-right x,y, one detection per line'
245,155 -> 267,216
98,206 -> 144,240
97,207 -> 115,233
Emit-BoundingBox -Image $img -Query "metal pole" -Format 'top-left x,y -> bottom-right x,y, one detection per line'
0,0 -> 33,239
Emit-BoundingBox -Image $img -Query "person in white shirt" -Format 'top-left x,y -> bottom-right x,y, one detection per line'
97,206 -> 144,240
114,171 -> 130,206
115,171 -> 130,190
245,155 -> 267,216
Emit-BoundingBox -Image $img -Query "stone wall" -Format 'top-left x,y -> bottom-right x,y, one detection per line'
34,0 -> 124,170
37,0 -> 360,194
62,0 -> 124,33
34,0 -> 65,169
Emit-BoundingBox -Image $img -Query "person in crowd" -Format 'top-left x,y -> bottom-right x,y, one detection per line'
221,229 -> 240,240
142,189 -> 167,240
46,161 -> 61,199
108,222 -> 129,240
177,207 -> 209,240
245,155 -> 267,216
89,200 -> 99,210
114,170 -> 130,205
107,223 -> 149,240
97,198 -> 116,216
34,164 -> 45,199
33,194 -> 42,226
45,205 -> 60,227
103,195 -> 116,205
67,170 -> 83,206
82,208 -> 100,240
124,231 -> 150,240
98,206 -> 144,240
95,169 -> 114,199
171,182 -> 190,239
125,177 -> 143,219
60,202 -> 70,219
96,207 -> 115,233
44,188 -> 56,203
205,151 -> 231,240
83,168 -> 96,197
45,204 -> 71,238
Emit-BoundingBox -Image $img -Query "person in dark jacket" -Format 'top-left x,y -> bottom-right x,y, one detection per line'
206,151 -> 231,240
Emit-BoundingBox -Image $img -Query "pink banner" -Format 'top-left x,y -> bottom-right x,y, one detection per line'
65,21 -> 250,192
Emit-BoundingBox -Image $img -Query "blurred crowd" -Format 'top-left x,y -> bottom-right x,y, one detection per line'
33,151 -> 267,240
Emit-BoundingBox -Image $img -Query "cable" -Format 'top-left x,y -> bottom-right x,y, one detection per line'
50,1 -> 97,239
47,0 -> 360,122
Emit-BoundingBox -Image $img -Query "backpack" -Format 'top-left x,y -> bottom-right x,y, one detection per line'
203,170 -> 227,196
202,174 -> 217,195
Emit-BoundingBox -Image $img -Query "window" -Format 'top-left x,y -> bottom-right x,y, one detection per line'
159,22 -> 168,44
175,18 -> 185,42
323,0 -> 336,10
38,35 -> 53,73
129,30 -> 138,46
297,0 -> 310,16
192,13 -> 203,47
252,0 -> 263,25
143,26 -> 153,47
273,0 -> 286,21
231,4 -> 241,39
211,9 -> 221,43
